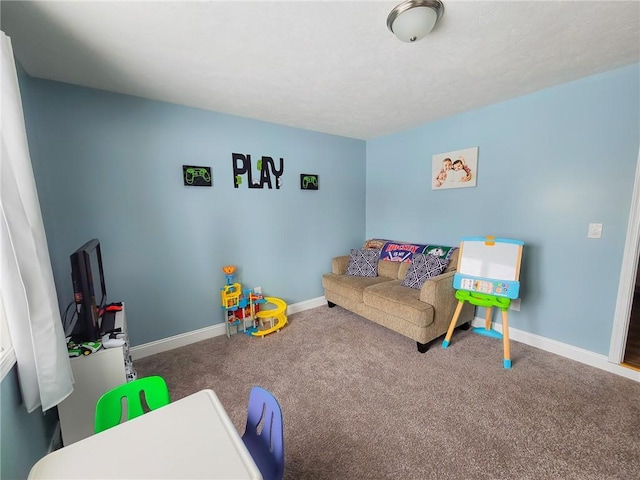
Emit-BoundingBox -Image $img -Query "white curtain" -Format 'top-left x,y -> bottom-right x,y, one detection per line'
1,31 -> 73,413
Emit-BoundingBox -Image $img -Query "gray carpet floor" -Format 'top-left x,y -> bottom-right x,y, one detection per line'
135,306 -> 640,479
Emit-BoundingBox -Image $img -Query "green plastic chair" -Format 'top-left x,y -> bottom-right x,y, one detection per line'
94,376 -> 171,433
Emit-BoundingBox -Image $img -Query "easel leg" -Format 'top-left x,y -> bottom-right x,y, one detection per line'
485,307 -> 492,330
502,309 -> 511,369
442,300 -> 465,348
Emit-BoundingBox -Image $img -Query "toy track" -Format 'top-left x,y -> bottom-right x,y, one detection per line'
252,297 -> 287,337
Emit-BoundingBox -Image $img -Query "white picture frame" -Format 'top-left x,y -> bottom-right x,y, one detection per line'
432,146 -> 478,190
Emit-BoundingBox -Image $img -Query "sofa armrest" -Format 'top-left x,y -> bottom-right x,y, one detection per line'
419,270 -> 456,305
332,255 -> 350,275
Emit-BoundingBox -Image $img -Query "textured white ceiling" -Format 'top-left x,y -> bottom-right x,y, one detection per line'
2,1 -> 639,140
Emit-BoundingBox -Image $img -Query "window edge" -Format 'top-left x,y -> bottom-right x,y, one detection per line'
1,346 -> 17,381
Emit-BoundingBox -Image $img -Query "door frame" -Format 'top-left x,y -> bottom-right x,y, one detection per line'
609,148 -> 640,363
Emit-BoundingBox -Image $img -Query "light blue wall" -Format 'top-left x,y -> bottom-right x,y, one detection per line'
8,60 -> 638,480
367,64 -> 640,355
21,79 -> 366,346
1,367 -> 57,480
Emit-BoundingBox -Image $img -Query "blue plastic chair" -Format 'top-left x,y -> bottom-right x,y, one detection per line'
241,386 -> 284,480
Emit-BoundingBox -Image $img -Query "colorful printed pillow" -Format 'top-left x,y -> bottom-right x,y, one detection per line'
401,253 -> 449,289
346,249 -> 380,277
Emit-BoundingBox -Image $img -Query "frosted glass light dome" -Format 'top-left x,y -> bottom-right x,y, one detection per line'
387,0 -> 444,43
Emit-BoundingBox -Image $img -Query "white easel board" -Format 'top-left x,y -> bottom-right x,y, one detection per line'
453,237 -> 524,299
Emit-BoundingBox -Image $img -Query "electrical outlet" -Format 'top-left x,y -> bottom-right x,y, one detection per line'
510,298 -> 521,311
254,286 -> 262,294
588,223 -> 603,239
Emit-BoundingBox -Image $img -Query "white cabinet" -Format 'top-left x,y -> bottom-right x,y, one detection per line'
58,308 -> 133,446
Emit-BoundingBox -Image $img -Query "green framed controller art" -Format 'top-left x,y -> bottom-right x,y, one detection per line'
183,165 -> 212,187
300,174 -> 318,190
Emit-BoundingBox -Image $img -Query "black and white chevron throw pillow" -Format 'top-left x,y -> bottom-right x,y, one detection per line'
346,249 -> 379,277
401,253 -> 448,289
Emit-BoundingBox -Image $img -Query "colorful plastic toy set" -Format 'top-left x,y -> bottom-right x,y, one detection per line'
220,265 -> 287,338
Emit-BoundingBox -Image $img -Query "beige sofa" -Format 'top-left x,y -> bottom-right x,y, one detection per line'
322,241 -> 474,352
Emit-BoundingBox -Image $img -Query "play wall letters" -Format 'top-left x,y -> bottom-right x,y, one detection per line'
232,153 -> 284,189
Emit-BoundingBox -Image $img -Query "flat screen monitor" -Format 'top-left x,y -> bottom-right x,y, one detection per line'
68,239 -> 107,342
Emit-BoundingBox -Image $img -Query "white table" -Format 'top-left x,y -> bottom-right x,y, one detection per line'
29,389 -> 262,479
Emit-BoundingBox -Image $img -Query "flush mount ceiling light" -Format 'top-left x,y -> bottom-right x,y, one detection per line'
387,0 -> 444,43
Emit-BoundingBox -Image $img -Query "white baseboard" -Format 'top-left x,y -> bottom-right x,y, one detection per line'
130,323 -> 227,360
130,296 -> 327,360
286,295 -> 326,314
130,300 -> 638,383
471,317 -> 640,382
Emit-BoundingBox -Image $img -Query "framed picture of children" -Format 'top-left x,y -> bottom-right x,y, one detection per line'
432,146 -> 478,190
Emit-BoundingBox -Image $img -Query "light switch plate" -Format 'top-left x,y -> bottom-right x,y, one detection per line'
588,223 -> 603,239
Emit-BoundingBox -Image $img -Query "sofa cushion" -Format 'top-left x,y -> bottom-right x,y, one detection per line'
363,281 -> 435,328
401,253 -> 449,289
443,248 -> 459,273
398,261 -> 410,281
346,249 -> 380,277
377,259 -> 401,279
322,273 -> 394,304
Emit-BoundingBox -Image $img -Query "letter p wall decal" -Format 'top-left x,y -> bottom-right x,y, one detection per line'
232,153 -> 284,189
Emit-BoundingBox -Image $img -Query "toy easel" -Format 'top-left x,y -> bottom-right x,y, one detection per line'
442,236 -> 524,369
